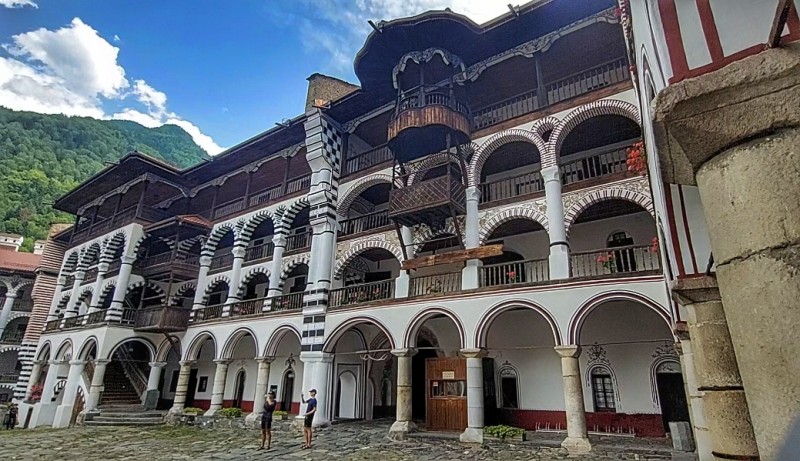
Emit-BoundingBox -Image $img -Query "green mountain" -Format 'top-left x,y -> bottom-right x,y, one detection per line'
0,107 -> 210,251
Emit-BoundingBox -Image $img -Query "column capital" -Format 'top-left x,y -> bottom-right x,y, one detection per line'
49,359 -> 67,365
231,246 -> 246,258
391,348 -> 417,358
459,348 -> 488,359
554,345 -> 581,358
4,292 -> 17,299
120,255 -> 137,265
465,186 -> 481,201
670,276 -> 721,305
149,361 -> 168,368
69,359 -> 87,366
97,262 -> 110,273
540,165 -> 560,182
255,356 -> 276,364
299,351 -> 333,364
213,359 -> 233,365
272,233 -> 287,246
73,270 -> 86,280
179,360 -> 196,367
199,255 -> 213,267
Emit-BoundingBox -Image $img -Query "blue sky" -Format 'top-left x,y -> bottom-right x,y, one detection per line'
0,0 -> 510,154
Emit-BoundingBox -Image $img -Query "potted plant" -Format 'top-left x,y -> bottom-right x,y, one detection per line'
484,425 -> 527,442
182,407 -> 204,425
596,252 -> 616,271
218,407 -> 242,419
626,141 -> 647,175
29,384 -> 43,403
273,410 -> 289,421
506,270 -> 519,283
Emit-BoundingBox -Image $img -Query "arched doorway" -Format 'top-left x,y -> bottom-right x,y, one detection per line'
223,331 -> 256,411
232,369 -> 246,409
264,328 -> 303,414
102,339 -> 154,407
280,367 -> 296,412
336,371 -> 358,419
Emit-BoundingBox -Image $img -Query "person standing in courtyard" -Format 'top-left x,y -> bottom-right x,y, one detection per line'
4,404 -> 17,429
259,392 -> 277,450
301,389 -> 317,449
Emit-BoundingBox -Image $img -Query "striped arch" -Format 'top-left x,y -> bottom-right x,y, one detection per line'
333,240 -> 404,280
564,187 -> 654,235
125,280 -> 167,302
59,290 -> 72,302
156,337 -> 181,362
220,327 -> 259,359
8,311 -> 31,322
323,316 -> 397,353
479,206 -> 549,245
203,275 -> 231,300
469,129 -> 546,186
185,331 -> 218,361
77,285 -> 94,300
337,174 -> 393,218
236,266 -> 271,297
101,231 -> 128,263
530,115 -> 560,138
279,198 -> 310,232
79,242 -> 102,269
280,253 -> 310,282
62,252 -> 80,275
203,223 -> 239,255
548,99 -> 641,165
412,220 -> 464,256
239,209 -> 276,244
407,151 -> 466,187
263,324 -> 302,357
474,299 -> 562,348
403,307 -> 466,349
567,291 -> 672,345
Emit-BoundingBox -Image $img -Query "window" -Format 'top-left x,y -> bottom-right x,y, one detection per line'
591,371 -> 616,412
430,380 -> 466,398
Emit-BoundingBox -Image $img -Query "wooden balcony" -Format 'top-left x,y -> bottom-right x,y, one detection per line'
208,253 -> 235,273
228,297 -> 268,318
339,210 -> 391,237
285,231 -> 311,254
409,272 -> 462,297
0,372 -> 19,384
138,253 -> 201,280
329,280 -> 395,309
70,205 -> 169,245
212,173 -> 312,221
479,259 -> 549,288
570,245 -> 660,278
479,171 -> 544,205
560,146 -> 629,187
193,304 -> 224,322
388,86 -> 471,162
133,305 -> 191,333
0,331 -> 23,345
270,293 -> 304,312
43,319 -> 60,332
344,144 -> 393,176
12,298 -> 33,312
388,172 -> 466,228
244,242 -> 275,263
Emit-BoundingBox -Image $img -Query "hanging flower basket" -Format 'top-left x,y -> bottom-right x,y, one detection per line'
626,142 -> 647,175
596,252 -> 616,271
650,236 -> 659,254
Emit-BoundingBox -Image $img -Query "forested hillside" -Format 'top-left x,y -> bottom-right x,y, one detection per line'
0,108 -> 210,251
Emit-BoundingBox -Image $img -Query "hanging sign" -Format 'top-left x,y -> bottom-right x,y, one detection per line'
442,371 -> 455,380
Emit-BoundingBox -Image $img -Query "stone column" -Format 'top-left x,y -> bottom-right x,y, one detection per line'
47,276 -> 67,321
673,278 -> 758,460
555,345 -> 591,453
460,348 -> 487,443
25,360 -> 45,401
144,362 -> 167,410
223,246 -> 247,316
266,234 -> 287,300
675,337 -> 713,461
106,256 -> 136,322
191,256 -> 212,318
394,226 -> 414,299
53,359 -> 86,428
389,348 -> 416,439
299,351 -> 333,427
29,359 -> 65,428
246,356 -> 275,423
0,292 -> 17,333
87,262 -> 109,313
205,359 -> 231,415
461,186 -> 482,290
651,44 -> 800,459
169,360 -> 195,414
65,271 -> 85,317
84,359 -> 110,413
541,166 -> 569,279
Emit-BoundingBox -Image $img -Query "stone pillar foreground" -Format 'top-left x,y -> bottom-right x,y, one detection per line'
541,166 -> 569,279
652,42 -> 800,460
224,246 -> 246,314
65,271 -> 85,317
29,360 -> 65,428
460,348 -> 487,443
389,348 -> 416,439
144,361 -> 166,410
47,277 -> 67,321
246,356 -> 274,423
169,360 -> 195,414
205,359 -> 231,415
555,345 -> 591,453
84,359 -> 110,412
299,351 -> 333,427
87,262 -> 108,313
52,360 -> 86,428
191,256 -> 212,318
675,338 -> 714,461
673,278 -> 759,460
25,360 -> 45,402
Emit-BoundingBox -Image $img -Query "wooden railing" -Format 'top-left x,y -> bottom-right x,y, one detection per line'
570,245 -> 660,278
209,253 -> 234,272
244,242 -> 275,262
0,372 -> 19,384
194,304 -> 224,322
12,298 -> 33,312
210,174 -> 312,221
106,259 -> 122,275
286,174 -> 312,195
119,308 -> 137,325
213,198 -> 247,219
339,210 -> 390,236
344,144 -> 392,175
249,185 -> 283,208
229,298 -> 268,317
473,89 -> 540,130
44,319 -> 61,332
480,259 -> 549,288
86,310 -> 107,325
394,85 -> 470,119
64,274 -> 75,288
62,314 -> 88,329
84,266 -> 99,284
71,205 -> 169,245
409,272 -> 462,297
560,146 -> 629,186
329,280 -> 395,308
270,293 -> 304,312
0,331 -> 23,344
133,305 -> 191,332
139,252 -> 173,268
286,231 -> 311,253
479,170 -> 544,204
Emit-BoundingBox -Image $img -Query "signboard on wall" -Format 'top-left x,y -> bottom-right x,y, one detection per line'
442,371 -> 455,380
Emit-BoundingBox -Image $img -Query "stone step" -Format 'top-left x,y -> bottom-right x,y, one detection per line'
84,420 -> 163,427
93,416 -> 163,423
97,412 -> 164,419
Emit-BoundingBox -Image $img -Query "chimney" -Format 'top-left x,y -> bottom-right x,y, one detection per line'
305,73 -> 359,112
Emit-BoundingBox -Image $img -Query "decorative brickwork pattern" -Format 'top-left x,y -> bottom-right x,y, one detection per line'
333,238 -> 404,280
478,205 -> 550,246
470,129 -> 547,187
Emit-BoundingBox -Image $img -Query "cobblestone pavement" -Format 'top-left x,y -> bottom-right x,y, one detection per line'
0,420 -> 679,460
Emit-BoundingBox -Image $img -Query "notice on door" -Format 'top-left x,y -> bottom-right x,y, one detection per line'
442,371 -> 455,380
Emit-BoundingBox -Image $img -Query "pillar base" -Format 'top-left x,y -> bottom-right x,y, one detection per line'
389,420 -> 417,440
459,427 -> 484,444
52,404 -> 75,428
203,408 -> 221,417
143,389 -> 159,410
561,436 -> 592,454
29,402 -> 57,428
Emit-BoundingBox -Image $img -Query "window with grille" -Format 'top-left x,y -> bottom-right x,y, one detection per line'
591,373 -> 616,412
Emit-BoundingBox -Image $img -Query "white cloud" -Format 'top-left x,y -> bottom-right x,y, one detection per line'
0,18 -> 223,155
0,0 -> 37,8
113,34 -> 121,42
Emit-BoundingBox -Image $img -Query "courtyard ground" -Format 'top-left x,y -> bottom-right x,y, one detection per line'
0,419 -> 687,460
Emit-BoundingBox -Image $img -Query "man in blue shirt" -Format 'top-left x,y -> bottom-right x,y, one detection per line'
301,389 -> 317,449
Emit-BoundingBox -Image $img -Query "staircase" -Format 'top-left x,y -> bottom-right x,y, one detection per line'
85,405 -> 165,427
99,361 -> 141,406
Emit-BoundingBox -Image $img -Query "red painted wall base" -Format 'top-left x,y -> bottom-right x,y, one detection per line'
497,409 -> 665,438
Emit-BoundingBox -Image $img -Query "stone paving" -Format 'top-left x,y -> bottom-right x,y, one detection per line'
0,420 -> 682,460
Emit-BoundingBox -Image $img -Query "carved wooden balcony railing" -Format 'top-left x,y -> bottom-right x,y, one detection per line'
119,308 -> 137,325
286,174 -> 312,195
570,245 -> 660,279
138,252 -> 201,279
86,310 -> 107,325
285,231 -> 311,254
244,242 -> 275,263
479,258 -> 549,288
71,205 -> 169,245
343,144 -> 393,176
0,331 -> 24,344
270,293 -> 304,312
249,185 -> 283,208
388,172 -> 466,228
473,89 -> 541,130
83,266 -> 99,284
193,304 -> 224,322
213,198 -> 246,219
43,319 -> 61,332
560,146 -> 630,186
212,173 -> 312,221
62,314 -> 88,329
329,280 -> 395,309
208,253 -> 235,273
229,298 -> 269,318
133,305 -> 191,333
479,171 -> 544,205
0,372 -> 19,384
339,210 -> 391,237
409,272 -> 462,297
12,298 -> 33,312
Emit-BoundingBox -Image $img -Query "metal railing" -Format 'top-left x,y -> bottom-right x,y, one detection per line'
339,210 -> 390,236
229,298 -> 268,317
560,146 -> 629,186
270,293 -> 304,312
12,298 -> 33,312
479,259 -> 549,288
194,304 -> 224,322
329,280 -> 395,308
286,231 -> 311,253
244,242 -> 275,262
570,245 -> 660,278
344,144 -> 392,175
479,170 -> 544,204
409,272 -> 462,297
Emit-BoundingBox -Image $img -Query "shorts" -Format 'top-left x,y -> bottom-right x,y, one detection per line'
261,418 -> 272,430
303,415 -> 314,428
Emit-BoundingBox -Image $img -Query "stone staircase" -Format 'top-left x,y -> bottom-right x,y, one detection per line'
85,405 -> 165,427
99,361 -> 141,406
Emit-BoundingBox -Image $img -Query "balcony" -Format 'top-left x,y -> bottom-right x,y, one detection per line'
244,242 -> 275,264
84,266 -> 99,284
71,205 -> 169,245
0,331 -> 23,345
0,372 -> 19,384
339,210 -> 391,238
193,304 -> 224,322
212,174 -> 312,221
479,259 -> 549,288
389,170 -> 466,228
329,280 -> 395,309
209,253 -> 235,273
479,171 -> 544,205
409,272 -> 462,298
62,314 -> 88,329
270,292 -> 304,312
561,146 -> 629,188
570,245 -> 660,278
343,144 -> 393,176
285,231 -> 311,254
133,305 -> 191,333
12,298 -> 33,312
228,298 -> 268,318
138,253 -> 200,280
43,319 -> 60,332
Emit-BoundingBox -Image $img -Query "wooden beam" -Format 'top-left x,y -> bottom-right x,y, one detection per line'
401,244 -> 503,270
768,0 -> 791,49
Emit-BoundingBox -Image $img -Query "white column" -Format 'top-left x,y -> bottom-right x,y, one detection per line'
144,361 -> 166,410
555,345 -> 591,453
460,348 -> 487,443
246,356 -> 275,423
462,186 -> 482,290
395,226 -> 414,298
205,359 -> 231,415
0,292 -> 17,333
65,271 -> 86,317
169,360 -> 195,414
87,262 -> 109,313
29,360 -> 65,428
84,359 -> 109,412
299,351 -> 333,427
389,348 -> 416,439
266,234 -> 287,300
542,166 -> 570,279
47,277 -> 67,322
106,256 -> 136,322
223,246 -> 247,316
191,256 -> 212,319
24,360 -> 45,402
53,359 -> 86,428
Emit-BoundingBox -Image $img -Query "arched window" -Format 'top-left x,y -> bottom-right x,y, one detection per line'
497,363 -> 519,409
590,366 -> 616,412
606,230 -> 636,272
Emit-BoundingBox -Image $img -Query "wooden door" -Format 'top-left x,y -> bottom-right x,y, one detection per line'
426,357 -> 467,431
